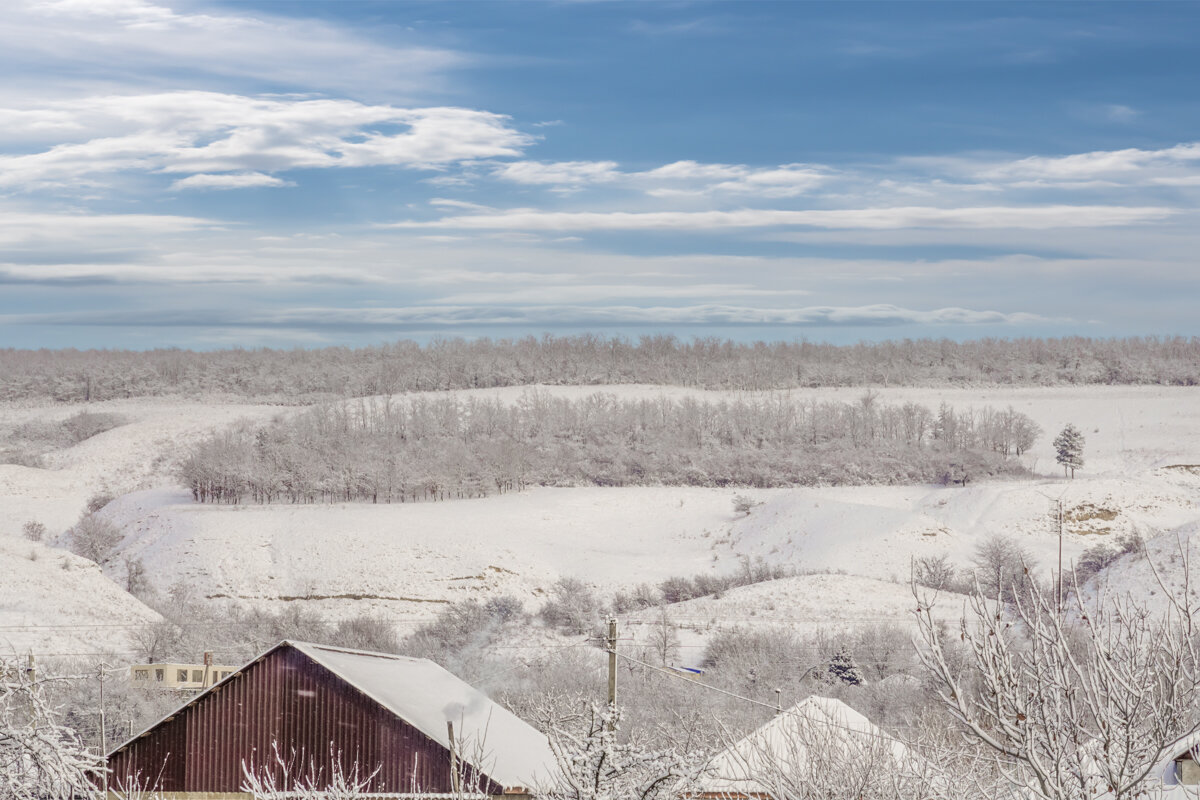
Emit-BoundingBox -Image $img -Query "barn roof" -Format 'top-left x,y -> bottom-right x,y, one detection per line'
109,640 -> 558,792
696,696 -> 908,796
288,641 -> 558,790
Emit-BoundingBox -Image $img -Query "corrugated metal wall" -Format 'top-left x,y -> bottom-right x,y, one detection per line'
108,645 -> 500,795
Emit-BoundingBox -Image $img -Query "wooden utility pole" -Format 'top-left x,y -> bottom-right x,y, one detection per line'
98,664 -> 108,793
606,618 -> 618,710
1056,498 -> 1064,614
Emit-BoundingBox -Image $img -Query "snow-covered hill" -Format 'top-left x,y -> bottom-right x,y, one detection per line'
0,536 -> 160,658
1,386 -> 1197,656
620,573 -> 975,669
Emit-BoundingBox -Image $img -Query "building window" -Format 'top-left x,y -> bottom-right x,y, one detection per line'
134,669 -> 148,680
192,670 -> 204,683
177,669 -> 188,683
155,669 -> 164,682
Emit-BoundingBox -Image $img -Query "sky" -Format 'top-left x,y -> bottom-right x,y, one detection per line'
1,0 -> 1198,350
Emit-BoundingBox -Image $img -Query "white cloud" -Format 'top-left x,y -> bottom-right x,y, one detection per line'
493,160 -> 622,186
170,172 -> 292,191
2,0 -> 466,99
6,303 -> 1049,329
0,92 -> 533,189
393,205 -> 1173,232
909,143 -> 1200,187
488,158 -> 831,198
437,283 -> 812,304
641,161 -> 829,198
0,210 -> 215,246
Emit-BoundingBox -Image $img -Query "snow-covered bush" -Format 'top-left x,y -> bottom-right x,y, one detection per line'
66,513 -> 123,564
539,579 -> 605,636
543,703 -> 705,800
0,657 -> 105,800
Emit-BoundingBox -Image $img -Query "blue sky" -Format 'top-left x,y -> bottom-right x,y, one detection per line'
1,0 -> 1198,349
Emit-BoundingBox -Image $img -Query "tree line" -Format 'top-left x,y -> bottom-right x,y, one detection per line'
178,391 -> 1038,504
2,334 -> 1198,402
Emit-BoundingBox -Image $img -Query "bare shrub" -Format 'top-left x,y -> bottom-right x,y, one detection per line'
124,557 -> 151,598
912,553 -> 960,592
539,578 -> 605,635
86,491 -> 115,513
22,520 -> 46,542
971,534 -> 1038,603
61,410 -> 126,443
66,513 -> 123,564
329,615 -> 400,654
1072,531 -> 1144,588
733,494 -> 762,516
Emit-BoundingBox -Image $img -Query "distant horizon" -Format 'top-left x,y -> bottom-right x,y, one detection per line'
3,330 -> 1197,356
2,1 -> 1199,349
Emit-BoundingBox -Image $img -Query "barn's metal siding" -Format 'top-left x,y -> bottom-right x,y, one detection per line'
108,644 -> 502,795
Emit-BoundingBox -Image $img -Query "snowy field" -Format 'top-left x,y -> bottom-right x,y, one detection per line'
1,385 -> 1198,656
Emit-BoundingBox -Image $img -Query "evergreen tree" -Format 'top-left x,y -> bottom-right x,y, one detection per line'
1053,424 -> 1085,478
826,645 -> 865,686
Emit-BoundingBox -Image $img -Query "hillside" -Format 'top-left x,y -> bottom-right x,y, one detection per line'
0,385 -> 1197,659
0,536 -> 160,658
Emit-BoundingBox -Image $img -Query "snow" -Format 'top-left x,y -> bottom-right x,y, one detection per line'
0,536 -> 160,657
696,695 -> 908,796
621,575 -> 972,669
289,641 -> 558,790
1,386 -> 1198,658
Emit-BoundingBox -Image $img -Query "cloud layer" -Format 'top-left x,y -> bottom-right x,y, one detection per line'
0,92 -> 532,190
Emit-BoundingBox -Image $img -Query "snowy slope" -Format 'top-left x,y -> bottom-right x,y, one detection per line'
0,536 -> 160,658
2,386 -> 1197,652
0,397 -> 287,537
0,398 -> 283,657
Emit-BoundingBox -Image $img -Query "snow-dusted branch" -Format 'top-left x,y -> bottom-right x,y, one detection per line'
912,558 -> 1200,800
0,656 -> 105,800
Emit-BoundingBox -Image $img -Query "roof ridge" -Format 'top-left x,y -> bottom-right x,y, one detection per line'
285,639 -> 429,663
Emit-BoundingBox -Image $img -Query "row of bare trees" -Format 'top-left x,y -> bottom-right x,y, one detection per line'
3,334 -> 1198,402
177,393 -> 1037,504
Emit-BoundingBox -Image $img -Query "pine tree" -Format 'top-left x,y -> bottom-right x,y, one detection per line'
826,645 -> 865,686
1053,424 -> 1085,478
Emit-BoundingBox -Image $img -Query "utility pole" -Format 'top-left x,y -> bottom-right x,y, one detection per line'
606,617 -> 618,711
98,663 -> 108,793
1056,498 -> 1064,615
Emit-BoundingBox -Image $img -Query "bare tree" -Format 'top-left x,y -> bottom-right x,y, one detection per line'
0,657 -> 105,800
543,703 -> 705,800
913,549 -> 1200,800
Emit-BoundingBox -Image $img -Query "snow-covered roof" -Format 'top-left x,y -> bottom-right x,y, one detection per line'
108,640 -> 558,792
696,696 -> 908,796
288,641 -> 558,790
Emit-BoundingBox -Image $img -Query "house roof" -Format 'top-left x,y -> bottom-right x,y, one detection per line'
109,640 -> 558,792
696,696 -> 908,796
288,641 -> 558,790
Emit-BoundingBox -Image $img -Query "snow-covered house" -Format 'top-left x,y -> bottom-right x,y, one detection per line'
1152,729 -> 1200,790
693,696 -> 909,799
106,640 -> 558,798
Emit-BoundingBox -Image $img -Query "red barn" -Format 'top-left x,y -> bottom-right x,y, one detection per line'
106,640 -> 557,798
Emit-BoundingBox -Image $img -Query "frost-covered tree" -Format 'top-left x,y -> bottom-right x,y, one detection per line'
0,658 -> 104,800
543,703 -> 705,800
1053,423 -> 1085,478
826,645 -> 865,686
913,551 -> 1200,800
